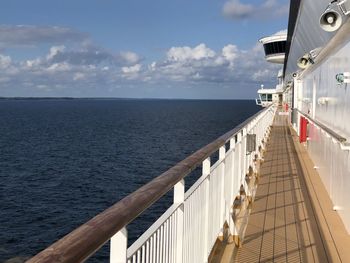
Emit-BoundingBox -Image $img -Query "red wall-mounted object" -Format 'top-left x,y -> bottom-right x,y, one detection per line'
299,116 -> 308,143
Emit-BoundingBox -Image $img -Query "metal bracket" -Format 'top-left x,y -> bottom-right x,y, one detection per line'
339,0 -> 350,15
246,134 -> 256,154
340,142 -> 350,151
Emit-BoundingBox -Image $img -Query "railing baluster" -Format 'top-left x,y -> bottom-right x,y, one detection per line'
151,234 -> 156,263
156,229 -> 160,263
174,179 -> 184,263
141,245 -> 145,263
242,127 -> 247,184
110,227 -> 128,263
171,213 -> 175,263
229,137 -> 236,236
219,146 -> 226,237
165,218 -> 169,263
202,157 -> 210,259
146,240 -> 149,263
237,131 -> 242,185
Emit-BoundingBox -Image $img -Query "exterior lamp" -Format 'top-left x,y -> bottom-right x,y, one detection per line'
320,0 -> 350,31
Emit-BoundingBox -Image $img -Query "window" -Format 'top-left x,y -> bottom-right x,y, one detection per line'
267,94 -> 272,101
260,94 -> 267,101
263,41 -> 286,56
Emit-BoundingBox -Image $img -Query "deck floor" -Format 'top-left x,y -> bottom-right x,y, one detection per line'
234,113 -> 329,262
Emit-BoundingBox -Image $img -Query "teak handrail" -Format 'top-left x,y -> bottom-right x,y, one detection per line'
28,106 -> 269,263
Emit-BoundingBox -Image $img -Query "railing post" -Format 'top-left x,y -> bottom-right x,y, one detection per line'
229,138 -> 236,236
237,131 -> 242,185
242,128 -> 247,183
202,157 -> 210,262
219,146 -> 226,237
174,179 -> 185,263
110,227 -> 128,263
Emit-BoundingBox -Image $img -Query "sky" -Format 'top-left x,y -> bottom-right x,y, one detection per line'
0,0 -> 289,99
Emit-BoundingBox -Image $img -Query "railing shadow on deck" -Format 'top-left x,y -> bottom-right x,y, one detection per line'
285,128 -> 333,263
232,112 -> 335,263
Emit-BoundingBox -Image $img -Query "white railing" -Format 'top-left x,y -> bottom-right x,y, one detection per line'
28,105 -> 276,263
115,105 -> 276,263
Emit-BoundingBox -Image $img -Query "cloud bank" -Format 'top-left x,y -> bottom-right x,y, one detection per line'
0,25 -> 282,98
0,25 -> 88,48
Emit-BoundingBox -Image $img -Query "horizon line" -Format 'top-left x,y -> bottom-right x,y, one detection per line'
0,96 -> 256,101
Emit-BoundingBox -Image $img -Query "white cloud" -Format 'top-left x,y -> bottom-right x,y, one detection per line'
147,43 -> 279,86
121,64 -> 142,74
73,72 -> 85,81
223,0 -> 289,20
273,29 -> 288,36
25,58 -> 41,68
223,0 -> 254,19
46,62 -> 71,72
0,42 -> 280,97
47,45 -> 66,60
0,54 -> 11,69
0,25 -> 88,48
119,51 -> 140,64
222,44 -> 239,62
253,69 -> 275,81
167,44 -> 215,62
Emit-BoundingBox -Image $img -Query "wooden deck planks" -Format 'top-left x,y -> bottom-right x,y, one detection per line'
234,113 -> 328,263
210,111 -> 350,263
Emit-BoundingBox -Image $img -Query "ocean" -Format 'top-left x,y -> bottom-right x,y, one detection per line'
0,99 -> 260,262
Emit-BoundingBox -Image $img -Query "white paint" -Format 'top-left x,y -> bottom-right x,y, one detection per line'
110,227 -> 128,263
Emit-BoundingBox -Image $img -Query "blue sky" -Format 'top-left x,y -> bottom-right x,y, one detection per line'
0,0 -> 289,98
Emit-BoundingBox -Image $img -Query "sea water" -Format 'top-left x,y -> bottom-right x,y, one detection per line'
0,99 -> 259,262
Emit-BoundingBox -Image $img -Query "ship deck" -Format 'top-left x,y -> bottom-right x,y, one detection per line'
212,112 -> 350,263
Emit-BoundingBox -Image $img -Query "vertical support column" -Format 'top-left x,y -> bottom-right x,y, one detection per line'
174,179 -> 185,263
237,132 -> 242,187
246,123 -> 252,171
256,119 -> 261,161
242,128 -> 247,184
110,227 -> 128,263
202,157 -> 210,262
219,146 -> 226,237
250,120 -> 256,172
229,138 -> 236,236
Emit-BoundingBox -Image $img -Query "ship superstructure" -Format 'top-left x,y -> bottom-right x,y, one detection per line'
284,0 -> 350,234
256,70 -> 284,107
256,33 -> 287,107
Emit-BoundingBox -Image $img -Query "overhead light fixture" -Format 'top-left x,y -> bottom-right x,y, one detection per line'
320,0 -> 350,31
297,54 -> 314,69
297,48 -> 321,69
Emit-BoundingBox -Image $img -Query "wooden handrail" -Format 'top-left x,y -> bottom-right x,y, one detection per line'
27,106 -> 270,263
